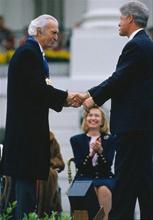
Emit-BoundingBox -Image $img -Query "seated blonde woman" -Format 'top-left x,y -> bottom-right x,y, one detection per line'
70,107 -> 116,220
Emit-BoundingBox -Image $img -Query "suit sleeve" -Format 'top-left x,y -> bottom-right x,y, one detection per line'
88,42 -> 146,106
17,49 -> 67,112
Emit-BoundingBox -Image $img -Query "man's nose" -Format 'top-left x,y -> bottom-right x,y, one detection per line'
54,34 -> 58,41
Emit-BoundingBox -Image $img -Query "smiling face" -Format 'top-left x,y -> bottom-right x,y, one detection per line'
37,19 -> 59,50
82,107 -> 109,134
86,108 -> 103,131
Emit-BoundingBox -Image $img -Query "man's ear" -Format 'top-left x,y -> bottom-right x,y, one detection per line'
128,15 -> 134,24
37,28 -> 42,36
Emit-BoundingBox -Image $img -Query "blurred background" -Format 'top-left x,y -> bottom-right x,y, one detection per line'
0,0 -> 153,215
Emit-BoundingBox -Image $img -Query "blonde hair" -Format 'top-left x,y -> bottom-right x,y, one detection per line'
81,107 -> 109,134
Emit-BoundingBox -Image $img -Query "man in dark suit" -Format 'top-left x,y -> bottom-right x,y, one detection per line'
1,14 -> 79,219
78,1 -> 153,220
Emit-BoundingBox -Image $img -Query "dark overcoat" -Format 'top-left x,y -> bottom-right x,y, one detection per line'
1,39 -> 67,180
89,30 -> 153,133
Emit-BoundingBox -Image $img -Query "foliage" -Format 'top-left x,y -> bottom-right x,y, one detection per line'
0,49 -> 70,64
23,211 -> 72,220
0,202 -> 71,220
0,201 -> 17,220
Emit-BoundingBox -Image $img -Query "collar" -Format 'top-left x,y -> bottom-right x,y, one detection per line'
28,36 -> 45,56
128,28 -> 144,41
37,41 -> 45,56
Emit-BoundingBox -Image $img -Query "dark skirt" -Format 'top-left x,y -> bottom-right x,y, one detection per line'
74,175 -> 116,191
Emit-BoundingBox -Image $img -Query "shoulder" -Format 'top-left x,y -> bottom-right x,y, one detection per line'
102,133 -> 116,146
102,134 -> 116,154
70,133 -> 86,144
17,42 -> 39,55
12,42 -> 42,63
101,133 -> 113,140
123,39 -> 140,53
124,31 -> 151,51
120,39 -> 145,63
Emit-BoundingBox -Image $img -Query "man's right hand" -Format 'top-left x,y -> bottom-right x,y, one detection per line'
66,92 -> 90,107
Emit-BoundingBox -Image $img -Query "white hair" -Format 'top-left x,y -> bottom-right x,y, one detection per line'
28,14 -> 58,36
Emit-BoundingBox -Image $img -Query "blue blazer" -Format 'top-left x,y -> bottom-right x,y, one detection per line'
70,133 -> 115,178
1,39 -> 67,180
89,30 -> 153,133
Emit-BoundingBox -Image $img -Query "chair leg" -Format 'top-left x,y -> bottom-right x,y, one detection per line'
73,210 -> 89,220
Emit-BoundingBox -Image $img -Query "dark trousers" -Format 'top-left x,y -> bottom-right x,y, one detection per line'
109,132 -> 153,220
8,178 -> 36,220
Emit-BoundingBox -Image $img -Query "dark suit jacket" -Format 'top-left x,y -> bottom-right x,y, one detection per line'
89,30 -> 153,133
1,39 -> 67,180
70,133 -> 115,177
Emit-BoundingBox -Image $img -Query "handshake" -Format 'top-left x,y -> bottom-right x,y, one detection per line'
66,91 -> 95,111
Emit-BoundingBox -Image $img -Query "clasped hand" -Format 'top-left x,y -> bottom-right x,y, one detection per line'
66,92 -> 95,110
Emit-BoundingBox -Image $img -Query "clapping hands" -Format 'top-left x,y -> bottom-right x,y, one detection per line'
89,137 -> 103,157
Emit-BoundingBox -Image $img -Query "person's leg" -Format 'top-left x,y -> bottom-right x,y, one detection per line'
109,133 -> 140,220
138,180 -> 153,220
110,178 -> 137,220
110,132 -> 153,220
96,186 -> 112,220
137,133 -> 153,220
15,179 -> 36,220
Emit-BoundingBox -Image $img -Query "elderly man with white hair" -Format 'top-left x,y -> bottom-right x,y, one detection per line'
1,14 -> 80,220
